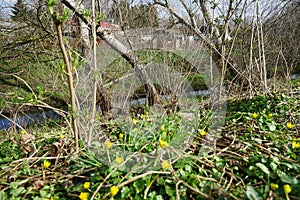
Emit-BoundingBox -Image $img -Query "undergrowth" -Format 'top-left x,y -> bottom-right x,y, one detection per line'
0,86 -> 299,200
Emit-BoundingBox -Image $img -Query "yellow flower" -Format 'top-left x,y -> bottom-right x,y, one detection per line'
286,122 -> 294,129
270,183 -> 278,190
132,118 -> 138,124
45,197 -> 54,200
145,111 -> 149,116
200,129 -> 207,136
252,113 -> 259,118
161,160 -> 170,170
284,184 -> 291,194
105,141 -> 113,150
43,160 -> 51,169
83,182 -> 90,189
115,156 -> 123,165
110,185 -> 119,196
59,134 -> 64,139
119,133 -> 124,139
159,140 -> 168,149
20,130 -> 26,135
79,192 -> 89,200
292,139 -> 300,149
161,125 -> 165,131
268,113 -> 273,117
133,128 -> 138,132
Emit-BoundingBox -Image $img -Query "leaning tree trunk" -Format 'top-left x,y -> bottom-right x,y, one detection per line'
62,0 -> 162,107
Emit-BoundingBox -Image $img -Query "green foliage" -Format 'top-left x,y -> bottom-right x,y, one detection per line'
0,85 -> 299,199
46,0 -> 57,15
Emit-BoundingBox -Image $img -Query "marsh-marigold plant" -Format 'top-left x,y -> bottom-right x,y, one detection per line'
115,156 -> 123,165
83,182 -> 90,189
105,141 -> 113,150
79,192 -> 89,200
200,129 -> 207,136
252,113 -> 259,118
271,183 -> 278,190
292,139 -> 300,149
162,160 -> 170,170
43,160 -> 51,169
159,140 -> 168,148
284,184 -> 291,200
286,122 -> 294,129
110,186 -> 119,196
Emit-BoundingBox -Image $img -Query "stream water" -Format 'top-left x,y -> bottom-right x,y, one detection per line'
0,89 -> 212,131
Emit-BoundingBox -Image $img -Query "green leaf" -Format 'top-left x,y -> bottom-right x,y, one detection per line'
39,190 -> 48,197
255,163 -> 270,175
133,179 -> 145,193
246,186 -> 263,200
278,171 -> 299,184
121,186 -> 131,198
156,195 -> 164,200
165,184 -> 176,198
270,162 -> 277,171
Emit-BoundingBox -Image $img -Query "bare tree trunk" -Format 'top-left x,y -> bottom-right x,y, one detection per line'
155,0 -> 247,87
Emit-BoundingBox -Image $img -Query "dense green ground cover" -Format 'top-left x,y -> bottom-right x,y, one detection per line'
0,82 -> 299,199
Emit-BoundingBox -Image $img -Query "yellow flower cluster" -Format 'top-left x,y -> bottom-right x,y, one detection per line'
140,111 -> 149,119
271,183 -> 292,200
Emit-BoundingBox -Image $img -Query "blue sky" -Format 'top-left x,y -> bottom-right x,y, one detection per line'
1,0 -> 15,16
